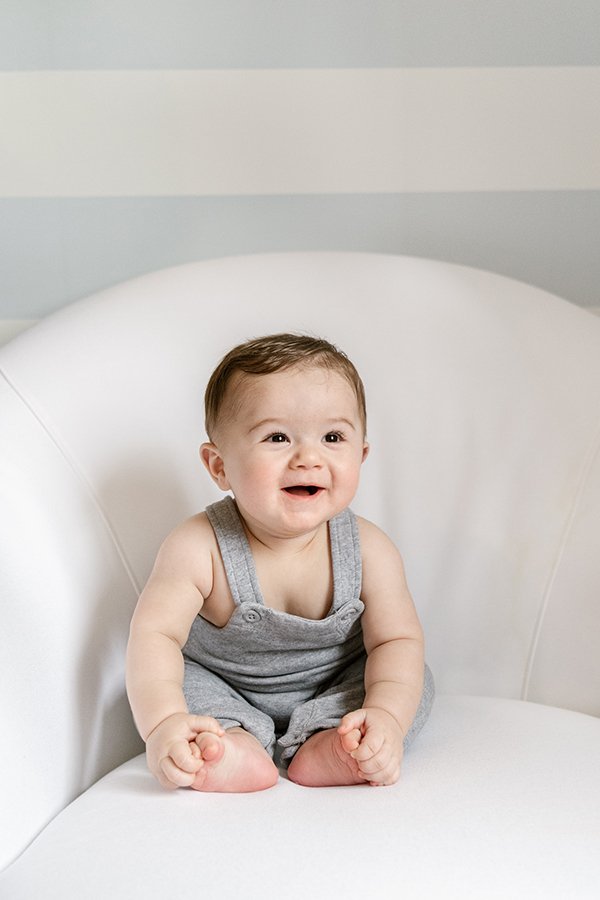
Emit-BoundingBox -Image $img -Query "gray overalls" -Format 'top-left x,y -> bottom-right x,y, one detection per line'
183,496 -> 434,765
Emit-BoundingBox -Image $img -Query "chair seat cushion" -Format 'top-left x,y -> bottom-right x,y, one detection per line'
2,695 -> 599,899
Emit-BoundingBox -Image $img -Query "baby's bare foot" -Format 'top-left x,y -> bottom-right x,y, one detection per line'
287,728 -> 369,787
190,728 -> 279,793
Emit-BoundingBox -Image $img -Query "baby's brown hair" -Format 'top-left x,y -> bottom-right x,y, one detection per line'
204,333 -> 367,440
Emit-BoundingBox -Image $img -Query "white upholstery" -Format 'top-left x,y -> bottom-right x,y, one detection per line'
1,253 -> 599,898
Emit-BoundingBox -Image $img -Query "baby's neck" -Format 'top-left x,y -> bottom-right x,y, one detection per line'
245,520 -> 333,620
241,517 -> 327,558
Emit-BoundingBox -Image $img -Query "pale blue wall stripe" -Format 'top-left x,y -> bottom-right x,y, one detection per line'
2,1 -> 600,70
2,192 -> 598,317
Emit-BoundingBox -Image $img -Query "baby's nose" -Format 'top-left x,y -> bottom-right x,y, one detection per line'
291,442 -> 322,467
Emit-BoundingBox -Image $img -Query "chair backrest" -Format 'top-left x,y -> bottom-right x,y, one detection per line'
1,252 -> 599,868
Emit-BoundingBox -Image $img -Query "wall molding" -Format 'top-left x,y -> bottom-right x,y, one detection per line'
0,320 -> 37,347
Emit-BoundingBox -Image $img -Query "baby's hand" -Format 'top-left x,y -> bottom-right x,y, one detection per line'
338,707 -> 404,786
145,713 -> 224,790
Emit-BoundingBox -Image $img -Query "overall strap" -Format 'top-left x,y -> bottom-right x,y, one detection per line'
329,507 -> 362,610
205,496 -> 264,606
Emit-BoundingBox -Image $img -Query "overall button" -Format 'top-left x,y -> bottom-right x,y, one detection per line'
339,603 -> 360,622
242,609 -> 263,624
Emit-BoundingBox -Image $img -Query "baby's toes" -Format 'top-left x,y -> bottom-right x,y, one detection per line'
195,731 -> 225,763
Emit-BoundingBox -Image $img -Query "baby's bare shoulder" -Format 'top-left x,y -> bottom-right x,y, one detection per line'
355,515 -> 409,594
165,510 -> 216,547
151,511 -> 218,595
355,515 -> 402,559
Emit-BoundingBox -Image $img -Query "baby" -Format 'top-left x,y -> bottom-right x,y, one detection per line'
126,333 -> 434,792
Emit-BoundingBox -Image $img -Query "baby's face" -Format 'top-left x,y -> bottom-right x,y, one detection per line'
208,365 -> 368,541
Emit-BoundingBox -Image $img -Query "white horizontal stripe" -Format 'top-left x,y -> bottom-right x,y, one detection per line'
1,68 -> 599,196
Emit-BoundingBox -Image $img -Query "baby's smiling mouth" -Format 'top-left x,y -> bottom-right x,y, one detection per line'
283,485 -> 323,497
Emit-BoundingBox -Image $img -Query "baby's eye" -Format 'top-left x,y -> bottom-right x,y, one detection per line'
265,432 -> 289,443
323,432 -> 343,443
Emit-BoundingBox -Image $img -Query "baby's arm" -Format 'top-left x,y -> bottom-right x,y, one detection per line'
338,518 -> 425,785
126,515 -> 222,789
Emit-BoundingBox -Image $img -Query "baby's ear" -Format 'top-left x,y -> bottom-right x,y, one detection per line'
200,442 -> 230,490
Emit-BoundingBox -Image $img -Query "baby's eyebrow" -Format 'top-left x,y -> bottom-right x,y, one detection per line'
247,416 -> 358,435
247,418 -> 284,434
330,418 -> 357,430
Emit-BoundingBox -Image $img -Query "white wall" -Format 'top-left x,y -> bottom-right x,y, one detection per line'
1,1 -> 599,342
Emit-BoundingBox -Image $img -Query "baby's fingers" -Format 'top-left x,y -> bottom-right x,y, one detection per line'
188,715 -> 225,737
355,745 -> 393,775
338,709 -> 367,734
159,754 -> 198,789
339,728 -> 362,753
169,739 -> 204,774
357,743 -> 403,785
350,729 -> 385,762
365,764 -> 401,787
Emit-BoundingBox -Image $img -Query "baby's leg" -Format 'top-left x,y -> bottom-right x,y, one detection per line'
287,727 -> 367,787
184,660 -> 278,791
279,655 -> 366,784
191,727 -> 279,793
284,662 -> 435,786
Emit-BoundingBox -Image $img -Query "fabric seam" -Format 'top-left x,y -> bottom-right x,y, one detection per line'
521,417 -> 600,700
0,368 -> 141,595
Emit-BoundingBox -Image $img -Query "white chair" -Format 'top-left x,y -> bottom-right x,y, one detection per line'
1,253 -> 599,899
